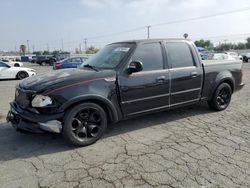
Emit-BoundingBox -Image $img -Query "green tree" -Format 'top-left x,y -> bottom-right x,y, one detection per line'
246,37 -> 250,49
214,43 -> 233,51
194,39 -> 213,49
236,42 -> 246,50
33,51 -> 42,56
43,51 -> 50,55
86,46 -> 99,54
20,44 -> 26,55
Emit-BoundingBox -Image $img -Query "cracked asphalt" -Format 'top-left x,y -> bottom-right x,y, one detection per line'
0,63 -> 249,188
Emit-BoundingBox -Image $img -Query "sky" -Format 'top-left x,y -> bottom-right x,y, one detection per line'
1,0 -> 250,52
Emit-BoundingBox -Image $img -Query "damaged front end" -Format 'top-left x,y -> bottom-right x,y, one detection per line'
7,87 -> 64,134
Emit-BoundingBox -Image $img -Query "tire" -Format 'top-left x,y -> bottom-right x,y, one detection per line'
17,71 -> 29,80
63,103 -> 107,146
14,63 -> 20,67
208,83 -> 232,111
41,62 -> 46,66
243,56 -> 249,63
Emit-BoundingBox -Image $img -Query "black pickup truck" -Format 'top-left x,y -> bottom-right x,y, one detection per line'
7,39 -> 244,146
35,55 -> 57,66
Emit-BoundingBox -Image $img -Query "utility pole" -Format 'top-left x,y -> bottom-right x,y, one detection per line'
27,40 -> 30,53
79,43 -> 82,53
61,39 -> 64,51
32,45 -> 35,53
84,38 -> 87,53
145,25 -> 151,39
46,43 -> 50,51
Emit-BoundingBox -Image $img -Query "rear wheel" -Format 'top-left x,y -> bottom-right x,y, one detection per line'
17,71 -> 29,80
14,63 -> 20,67
208,83 -> 232,111
63,103 -> 107,146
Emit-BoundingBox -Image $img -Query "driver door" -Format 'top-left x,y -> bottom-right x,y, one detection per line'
118,42 -> 170,116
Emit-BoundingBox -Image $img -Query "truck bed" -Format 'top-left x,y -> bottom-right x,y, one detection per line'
201,59 -> 243,100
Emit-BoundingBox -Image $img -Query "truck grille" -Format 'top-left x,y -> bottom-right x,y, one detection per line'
15,89 -> 34,109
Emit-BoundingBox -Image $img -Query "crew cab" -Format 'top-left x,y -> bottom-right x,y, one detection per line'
7,39 -> 244,146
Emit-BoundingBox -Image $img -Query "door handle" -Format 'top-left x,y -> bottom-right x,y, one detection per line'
156,76 -> 166,82
190,72 -> 198,78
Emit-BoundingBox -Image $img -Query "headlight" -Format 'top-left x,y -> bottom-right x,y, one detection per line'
31,95 -> 52,107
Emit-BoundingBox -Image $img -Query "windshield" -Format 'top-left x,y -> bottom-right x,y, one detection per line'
80,43 -> 134,69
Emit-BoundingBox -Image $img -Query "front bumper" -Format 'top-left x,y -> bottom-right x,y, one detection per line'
7,102 -> 64,133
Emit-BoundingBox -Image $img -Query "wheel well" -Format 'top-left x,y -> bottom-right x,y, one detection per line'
223,80 -> 234,92
64,99 -> 114,123
16,71 -> 27,78
14,63 -> 19,67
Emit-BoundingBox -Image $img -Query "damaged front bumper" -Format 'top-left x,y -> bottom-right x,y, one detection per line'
7,102 -> 64,133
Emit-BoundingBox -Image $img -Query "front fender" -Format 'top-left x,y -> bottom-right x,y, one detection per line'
59,94 -> 119,123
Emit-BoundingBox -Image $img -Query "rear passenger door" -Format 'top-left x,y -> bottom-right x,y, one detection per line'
164,42 -> 203,107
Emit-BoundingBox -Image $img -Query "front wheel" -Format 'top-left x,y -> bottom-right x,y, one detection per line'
17,71 -> 29,80
208,83 -> 232,111
63,103 -> 107,146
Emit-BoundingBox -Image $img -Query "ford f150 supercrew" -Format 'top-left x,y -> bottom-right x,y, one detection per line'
7,39 -> 244,146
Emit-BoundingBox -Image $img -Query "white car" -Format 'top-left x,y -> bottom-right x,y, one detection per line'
224,52 -> 241,60
212,53 -> 239,60
0,61 -> 36,80
1,59 -> 23,67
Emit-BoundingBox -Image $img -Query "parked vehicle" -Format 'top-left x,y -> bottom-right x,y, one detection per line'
7,39 -> 244,146
0,61 -> 36,80
240,53 -> 250,63
212,53 -> 238,60
53,56 -> 88,70
1,59 -> 23,67
224,52 -> 240,60
36,55 -> 57,66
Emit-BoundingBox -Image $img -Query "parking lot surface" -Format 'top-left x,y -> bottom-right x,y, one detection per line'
0,63 -> 249,188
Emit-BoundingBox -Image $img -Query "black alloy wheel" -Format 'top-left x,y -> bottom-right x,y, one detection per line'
208,83 -> 232,111
17,71 -> 28,80
63,103 -> 107,146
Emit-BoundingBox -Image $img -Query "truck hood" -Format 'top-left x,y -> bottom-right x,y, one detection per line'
18,68 -> 116,92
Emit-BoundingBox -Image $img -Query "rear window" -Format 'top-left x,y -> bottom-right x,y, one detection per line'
165,42 -> 194,68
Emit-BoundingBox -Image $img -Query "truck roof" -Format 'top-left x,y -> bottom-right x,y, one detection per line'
111,38 -> 191,44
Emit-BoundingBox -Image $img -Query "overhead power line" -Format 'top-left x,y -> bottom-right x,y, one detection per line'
152,6 -> 250,27
27,6 -> 250,51
85,6 -> 250,40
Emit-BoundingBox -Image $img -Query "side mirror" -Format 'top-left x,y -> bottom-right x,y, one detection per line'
127,61 -> 143,74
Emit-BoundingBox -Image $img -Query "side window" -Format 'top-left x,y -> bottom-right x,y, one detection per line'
132,43 -> 163,71
0,62 -> 8,67
165,43 -> 194,68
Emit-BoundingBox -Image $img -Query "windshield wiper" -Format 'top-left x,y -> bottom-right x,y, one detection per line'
83,64 -> 99,72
